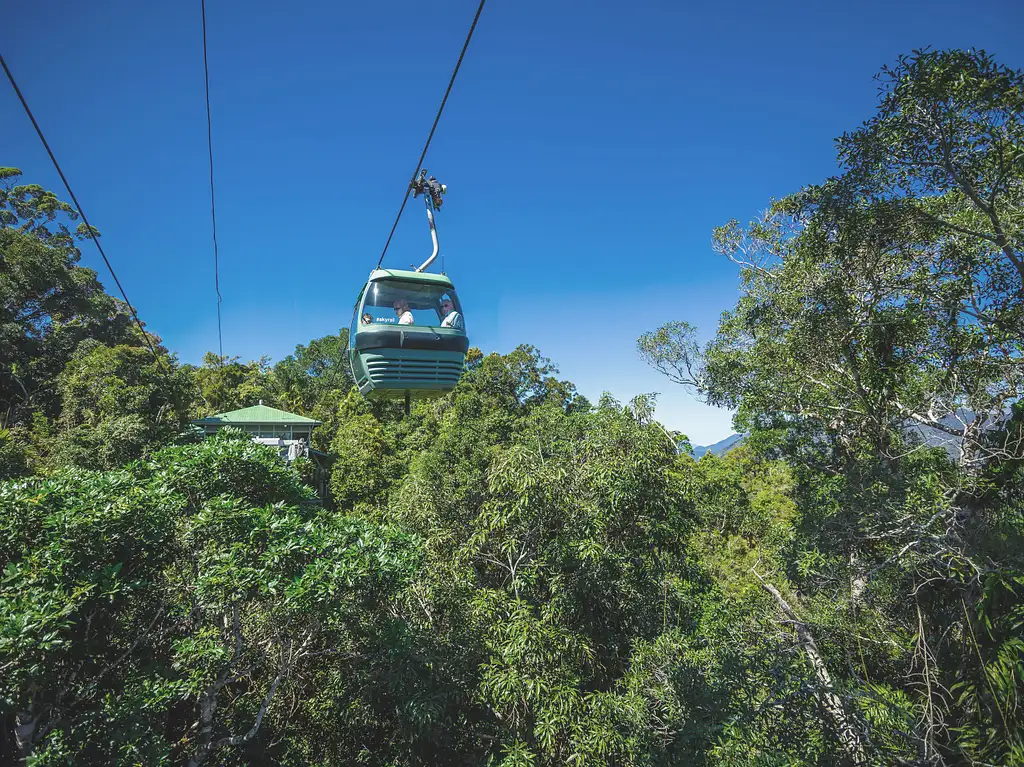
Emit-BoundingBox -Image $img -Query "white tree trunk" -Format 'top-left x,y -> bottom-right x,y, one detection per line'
14,709 -> 39,761
754,571 -> 869,765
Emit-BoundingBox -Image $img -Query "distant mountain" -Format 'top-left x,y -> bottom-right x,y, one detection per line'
691,433 -> 745,458
690,411 -> 997,461
906,410 -> 996,459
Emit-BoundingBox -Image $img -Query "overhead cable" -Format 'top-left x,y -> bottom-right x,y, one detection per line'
1,52 -> 168,372
375,0 -> 487,270
201,0 -> 224,357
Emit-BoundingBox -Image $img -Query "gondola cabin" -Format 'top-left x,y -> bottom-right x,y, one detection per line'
348,268 -> 468,399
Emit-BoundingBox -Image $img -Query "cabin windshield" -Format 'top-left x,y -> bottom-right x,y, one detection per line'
360,280 -> 464,329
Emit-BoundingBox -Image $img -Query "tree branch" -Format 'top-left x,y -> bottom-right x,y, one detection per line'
752,569 -> 869,765
210,670 -> 284,750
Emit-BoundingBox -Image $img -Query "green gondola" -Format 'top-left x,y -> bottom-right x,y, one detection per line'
348,268 -> 467,398
348,172 -> 468,401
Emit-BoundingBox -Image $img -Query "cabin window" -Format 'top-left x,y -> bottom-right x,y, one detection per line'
362,281 -> 464,328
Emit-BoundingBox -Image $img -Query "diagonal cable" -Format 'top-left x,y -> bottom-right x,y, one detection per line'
375,0 -> 487,270
201,0 -> 224,356
1,52 -> 168,372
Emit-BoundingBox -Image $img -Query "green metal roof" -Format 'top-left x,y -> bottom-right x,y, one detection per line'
192,404 -> 321,426
368,269 -> 455,288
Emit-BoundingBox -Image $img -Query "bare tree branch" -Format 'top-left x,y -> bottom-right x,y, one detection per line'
752,569 -> 869,765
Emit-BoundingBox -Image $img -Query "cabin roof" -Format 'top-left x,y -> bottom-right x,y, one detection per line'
192,404 -> 321,426
368,268 -> 455,288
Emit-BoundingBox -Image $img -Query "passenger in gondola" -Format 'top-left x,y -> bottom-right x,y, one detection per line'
394,300 -> 414,325
439,296 -> 463,330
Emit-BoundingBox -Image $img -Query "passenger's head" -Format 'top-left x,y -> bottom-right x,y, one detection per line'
440,296 -> 455,315
393,299 -> 409,314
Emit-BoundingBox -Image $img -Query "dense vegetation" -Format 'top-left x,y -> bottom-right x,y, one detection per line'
2,49 -> 1022,765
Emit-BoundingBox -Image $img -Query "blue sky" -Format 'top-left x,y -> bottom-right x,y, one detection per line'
4,0 -> 1022,444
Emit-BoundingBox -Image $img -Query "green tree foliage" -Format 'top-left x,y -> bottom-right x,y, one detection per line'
48,341 -> 196,470
0,169 -> 142,422
189,353 -> 279,417
305,348 -> 727,765
271,330 -> 353,416
641,48 -> 1024,765
699,48 -> 1022,463
388,397 -> 703,765
0,433 -> 418,765
0,169 -> 182,476
0,427 -> 30,481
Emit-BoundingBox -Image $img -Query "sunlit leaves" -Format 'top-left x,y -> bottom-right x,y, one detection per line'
0,435 -> 418,764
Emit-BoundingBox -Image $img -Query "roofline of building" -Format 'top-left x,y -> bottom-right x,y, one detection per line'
191,418 -> 322,426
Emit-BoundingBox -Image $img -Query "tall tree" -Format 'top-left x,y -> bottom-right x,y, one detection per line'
0,433 -> 417,764
271,329 -> 353,416
640,49 -> 1024,764
0,168 -> 141,426
189,353 -> 278,416
49,340 -> 196,470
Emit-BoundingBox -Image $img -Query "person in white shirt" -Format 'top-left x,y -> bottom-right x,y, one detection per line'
393,300 -> 414,325
439,297 -> 464,330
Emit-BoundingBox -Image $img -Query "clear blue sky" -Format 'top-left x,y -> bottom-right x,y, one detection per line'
4,0 -> 1022,444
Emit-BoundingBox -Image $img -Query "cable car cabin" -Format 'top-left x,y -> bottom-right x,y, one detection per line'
348,269 -> 468,399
